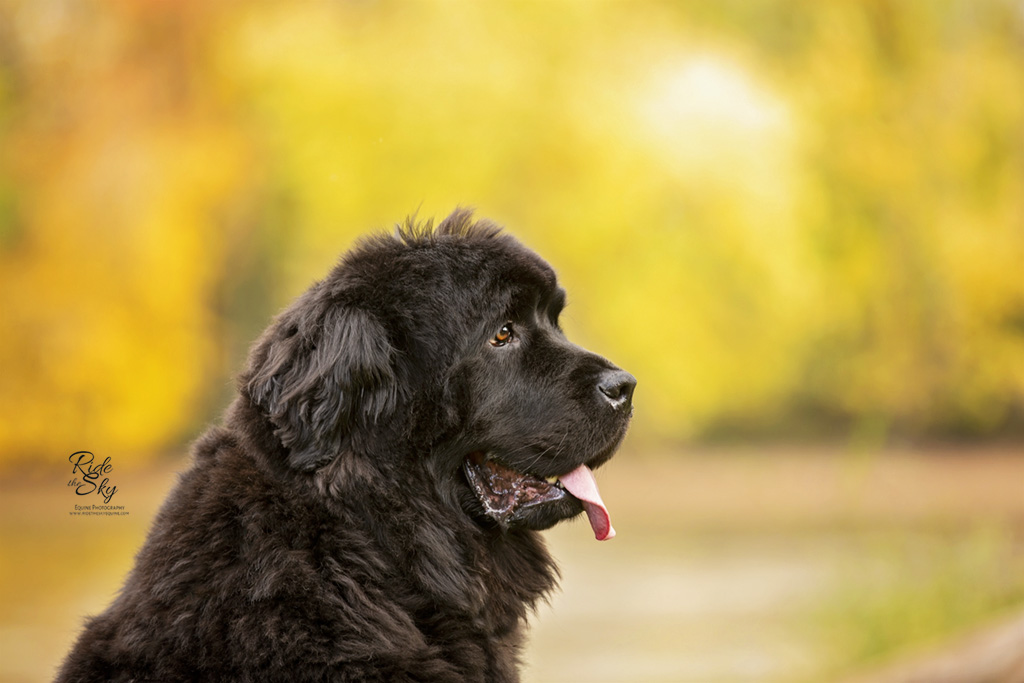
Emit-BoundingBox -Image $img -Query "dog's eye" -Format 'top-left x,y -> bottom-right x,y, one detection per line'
490,323 -> 514,347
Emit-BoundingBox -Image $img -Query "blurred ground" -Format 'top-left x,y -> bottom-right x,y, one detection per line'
2,445 -> 1023,683
524,445 -> 1024,682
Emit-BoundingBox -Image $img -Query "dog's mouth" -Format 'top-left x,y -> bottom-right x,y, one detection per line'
462,452 -> 615,541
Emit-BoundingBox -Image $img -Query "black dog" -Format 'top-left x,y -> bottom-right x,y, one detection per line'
57,210 -> 635,682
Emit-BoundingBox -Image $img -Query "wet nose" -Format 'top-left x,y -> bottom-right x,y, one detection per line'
597,369 -> 636,409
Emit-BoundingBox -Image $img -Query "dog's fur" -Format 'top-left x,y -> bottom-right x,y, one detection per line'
58,211 -> 634,682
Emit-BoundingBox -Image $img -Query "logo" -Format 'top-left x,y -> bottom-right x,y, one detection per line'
67,451 -> 129,516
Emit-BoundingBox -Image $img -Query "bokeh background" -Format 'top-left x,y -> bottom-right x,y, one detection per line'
2,1 -> 1024,681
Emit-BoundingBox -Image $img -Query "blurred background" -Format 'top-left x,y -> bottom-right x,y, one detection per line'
2,1 -> 1024,681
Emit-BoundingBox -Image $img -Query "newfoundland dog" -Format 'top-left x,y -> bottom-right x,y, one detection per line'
58,210 -> 635,682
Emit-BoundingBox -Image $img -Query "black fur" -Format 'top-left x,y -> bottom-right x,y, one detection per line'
57,210 -> 634,682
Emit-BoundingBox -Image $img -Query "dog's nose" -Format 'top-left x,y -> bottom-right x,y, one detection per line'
597,369 -> 636,409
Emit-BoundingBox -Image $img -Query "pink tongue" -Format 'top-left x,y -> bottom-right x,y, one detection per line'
558,465 -> 615,541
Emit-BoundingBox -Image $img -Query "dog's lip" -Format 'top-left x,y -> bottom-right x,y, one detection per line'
466,451 -> 565,485
463,452 -> 570,520
463,452 -> 615,540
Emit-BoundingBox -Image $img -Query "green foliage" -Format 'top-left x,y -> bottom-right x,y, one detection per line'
1,1 -> 1023,463
814,527 -> 1024,675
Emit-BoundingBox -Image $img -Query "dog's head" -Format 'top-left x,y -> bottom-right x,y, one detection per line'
242,210 -> 634,540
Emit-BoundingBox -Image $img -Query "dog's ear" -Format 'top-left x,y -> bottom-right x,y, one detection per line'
246,305 -> 398,471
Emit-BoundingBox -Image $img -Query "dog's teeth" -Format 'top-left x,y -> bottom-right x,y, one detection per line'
545,476 -> 558,484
